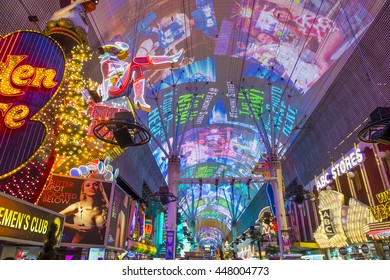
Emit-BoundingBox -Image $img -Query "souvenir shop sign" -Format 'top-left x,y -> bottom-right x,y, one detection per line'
314,190 -> 348,248
0,31 -> 65,177
320,209 -> 335,237
315,146 -> 364,190
0,191 -> 64,245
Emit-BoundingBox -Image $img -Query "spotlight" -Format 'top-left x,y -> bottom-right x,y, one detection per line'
293,194 -> 305,204
28,15 -> 38,23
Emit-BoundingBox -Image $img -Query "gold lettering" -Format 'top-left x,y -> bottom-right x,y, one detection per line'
24,215 -> 30,230
371,206 -> 381,220
12,64 -> 35,86
378,204 -> 386,219
0,55 -> 58,96
386,201 -> 390,219
42,220 -> 48,234
376,192 -> 386,204
11,211 -> 18,228
4,104 -> 29,129
31,68 -> 57,88
0,55 -> 26,96
0,103 -> 12,117
1,208 -> 13,227
378,204 -> 387,219
16,213 -> 24,229
40,69 -> 57,89
0,207 -> 4,220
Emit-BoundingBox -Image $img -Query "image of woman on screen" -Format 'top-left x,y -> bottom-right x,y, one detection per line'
59,179 -> 109,244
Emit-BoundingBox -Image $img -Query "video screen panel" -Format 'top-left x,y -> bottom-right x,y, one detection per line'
37,174 -> 114,247
87,0 -> 376,226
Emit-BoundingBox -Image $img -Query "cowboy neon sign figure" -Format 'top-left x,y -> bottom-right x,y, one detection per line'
95,35 -> 183,112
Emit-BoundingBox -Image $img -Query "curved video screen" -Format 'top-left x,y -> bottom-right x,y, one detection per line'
88,0 -> 376,233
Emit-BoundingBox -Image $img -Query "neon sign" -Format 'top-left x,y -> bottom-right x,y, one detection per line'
0,31 -> 65,190
0,55 -> 58,129
320,209 -> 335,236
315,147 -> 364,190
370,190 -> 390,221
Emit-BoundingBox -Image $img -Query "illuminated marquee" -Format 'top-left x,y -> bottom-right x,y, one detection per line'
313,190 -> 348,248
314,190 -> 373,248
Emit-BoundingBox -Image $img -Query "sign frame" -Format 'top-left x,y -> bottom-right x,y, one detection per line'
0,191 -> 65,246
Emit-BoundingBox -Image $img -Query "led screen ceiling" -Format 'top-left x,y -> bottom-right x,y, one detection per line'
89,0 -> 377,241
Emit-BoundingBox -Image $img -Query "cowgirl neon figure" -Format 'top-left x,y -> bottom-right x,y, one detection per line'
97,36 -> 183,112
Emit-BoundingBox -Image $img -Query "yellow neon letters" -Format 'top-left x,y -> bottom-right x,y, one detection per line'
0,55 -> 58,130
0,102 -> 30,129
0,55 -> 58,96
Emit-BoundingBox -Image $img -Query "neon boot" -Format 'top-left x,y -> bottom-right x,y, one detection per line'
132,78 -> 151,112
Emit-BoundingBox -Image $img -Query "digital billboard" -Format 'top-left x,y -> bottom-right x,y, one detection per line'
87,0 -> 378,244
36,174 -> 114,247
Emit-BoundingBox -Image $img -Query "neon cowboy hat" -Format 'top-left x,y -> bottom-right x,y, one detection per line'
101,35 -> 129,51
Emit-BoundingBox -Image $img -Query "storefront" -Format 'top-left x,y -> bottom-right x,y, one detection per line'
313,189 -> 381,259
363,188 -> 390,259
0,191 -> 65,260
34,174 -> 159,260
124,239 -> 157,260
289,142 -> 390,259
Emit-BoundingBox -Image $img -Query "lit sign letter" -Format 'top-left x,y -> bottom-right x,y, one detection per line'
4,104 -> 29,129
320,209 -> 335,236
30,68 -> 58,89
356,148 -> 364,163
0,55 -> 58,97
0,55 -> 27,96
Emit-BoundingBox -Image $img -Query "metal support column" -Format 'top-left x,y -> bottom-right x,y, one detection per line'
269,156 -> 289,259
166,155 -> 181,259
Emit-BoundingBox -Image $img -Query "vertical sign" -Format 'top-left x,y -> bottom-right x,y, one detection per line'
165,230 -> 175,260
320,209 -> 335,236
107,185 -> 131,249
